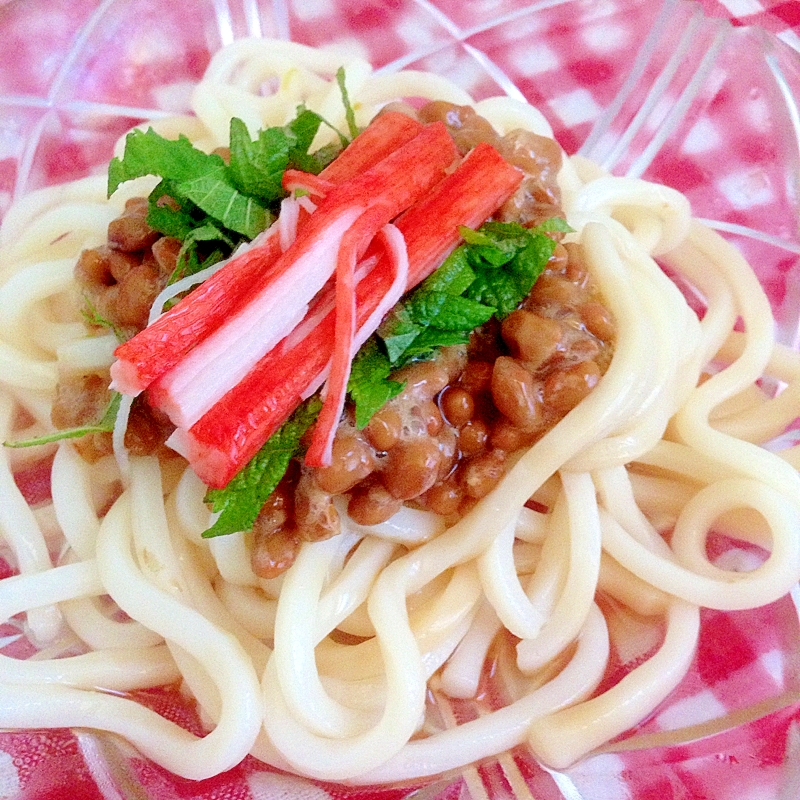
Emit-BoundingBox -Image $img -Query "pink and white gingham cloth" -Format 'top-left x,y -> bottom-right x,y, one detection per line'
1,1 -> 799,798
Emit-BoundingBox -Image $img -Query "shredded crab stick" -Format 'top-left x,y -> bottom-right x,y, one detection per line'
282,170 -> 334,198
304,208 -> 410,467
110,112 -> 424,396
171,143 -> 523,487
146,122 -> 458,429
319,111 -> 422,183
147,204 -> 361,428
167,221 -> 410,483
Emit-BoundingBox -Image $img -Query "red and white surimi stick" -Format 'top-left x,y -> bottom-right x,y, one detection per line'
168,222 -> 408,477
282,170 -> 333,198
148,123 -> 457,429
277,196 -> 305,251
110,112 -> 424,396
172,143 -> 523,488
300,224 -> 409,401
304,216 -> 410,467
351,225 -> 409,354
318,111 -> 422,183
302,219 -> 361,467
110,231 -> 285,396
148,205 -> 364,428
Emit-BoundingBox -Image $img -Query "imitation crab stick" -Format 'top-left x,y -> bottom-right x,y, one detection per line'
303,208 -> 410,468
147,122 -> 458,429
148,204 -> 362,428
319,111 -> 422,183
282,170 -> 334,198
110,111 -> 424,396
170,142 -> 523,487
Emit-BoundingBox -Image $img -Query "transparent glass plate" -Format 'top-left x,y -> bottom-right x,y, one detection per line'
1,1 -> 799,798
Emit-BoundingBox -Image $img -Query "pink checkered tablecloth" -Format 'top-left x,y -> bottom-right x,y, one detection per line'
1,1 -> 800,799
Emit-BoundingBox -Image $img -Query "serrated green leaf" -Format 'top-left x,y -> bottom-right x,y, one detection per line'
168,224 -> 234,285
108,129 -> 225,197
146,180 -> 199,239
533,216 -> 573,233
177,167 -> 269,240
399,328 -> 471,361
462,222 -> 558,317
378,305 -> 419,364
479,221 -> 538,241
464,270 -> 521,316
382,329 -> 420,364
509,233 -> 557,287
228,118 -> 293,201
347,340 -> 404,429
202,398 -> 321,538
295,141 -> 342,174
287,108 -> 324,162
405,290 -> 494,331
458,225 -> 520,267
420,246 -> 476,296
180,222 -> 233,251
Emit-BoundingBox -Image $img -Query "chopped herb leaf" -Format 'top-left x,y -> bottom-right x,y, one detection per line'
379,305 -> 419,363
111,105 -> 347,258
462,220 -> 572,317
4,393 -> 121,448
298,141 -> 342,174
178,166 -> 269,240
535,216 -> 572,234
202,398 -> 321,538
146,180 -> 198,239
351,219 -> 570,425
228,118 -> 293,201
164,251 -> 227,304
420,247 -> 477,296
108,130 -> 224,197
464,269 -> 520,317
181,222 -> 233,251
466,223 -> 556,317
381,328 -> 420,366
169,224 -> 232,285
377,269 -> 496,370
458,224 -> 524,266
288,108 -> 323,154
398,328 -> 471,361
285,108 -> 332,173
347,339 -> 404,429
404,290 -> 495,331
111,131 -> 269,240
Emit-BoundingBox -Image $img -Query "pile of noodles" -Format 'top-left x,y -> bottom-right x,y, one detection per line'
0,38 -> 799,783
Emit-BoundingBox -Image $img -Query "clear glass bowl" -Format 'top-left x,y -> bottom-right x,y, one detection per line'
1,0 -> 799,798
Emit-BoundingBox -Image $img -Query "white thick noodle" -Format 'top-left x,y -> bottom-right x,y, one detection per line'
0,37 -> 798,784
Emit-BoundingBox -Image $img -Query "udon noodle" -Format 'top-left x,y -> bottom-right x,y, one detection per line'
0,38 -> 799,783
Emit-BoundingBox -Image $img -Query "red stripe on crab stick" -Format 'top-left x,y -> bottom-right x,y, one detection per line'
148,205 -> 364,429
304,205 -> 411,468
147,122 -> 458,429
319,111 -> 423,183
176,143 -> 523,488
302,220 -> 362,468
109,111 -> 425,397
282,170 -> 334,198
